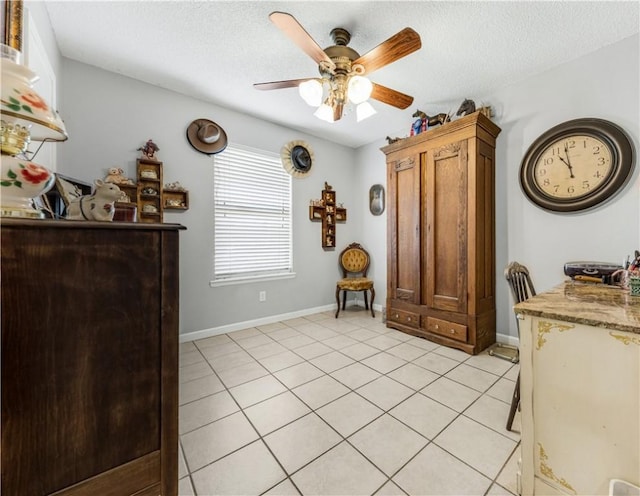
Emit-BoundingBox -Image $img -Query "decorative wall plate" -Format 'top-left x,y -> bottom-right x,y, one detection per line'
281,140 -> 314,178
369,184 -> 385,215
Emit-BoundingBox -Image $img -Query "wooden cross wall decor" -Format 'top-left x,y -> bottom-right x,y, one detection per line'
309,182 -> 347,249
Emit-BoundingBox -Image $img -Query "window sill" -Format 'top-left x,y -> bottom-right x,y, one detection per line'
210,272 -> 296,287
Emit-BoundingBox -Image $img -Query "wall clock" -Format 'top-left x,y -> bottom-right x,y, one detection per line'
520,118 -> 634,212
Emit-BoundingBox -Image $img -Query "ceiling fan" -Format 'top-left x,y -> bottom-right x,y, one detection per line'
254,12 -> 422,122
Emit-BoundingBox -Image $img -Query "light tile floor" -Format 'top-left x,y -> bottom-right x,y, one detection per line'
178,307 -> 521,496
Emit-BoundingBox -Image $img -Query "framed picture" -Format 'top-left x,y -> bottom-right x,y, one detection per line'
44,174 -> 92,219
369,184 -> 385,216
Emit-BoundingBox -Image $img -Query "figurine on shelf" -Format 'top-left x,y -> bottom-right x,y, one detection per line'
479,105 -> 494,118
117,190 -> 131,203
140,170 -> 158,179
164,181 -> 186,191
67,180 -> 121,221
142,187 -> 158,196
137,139 -> 160,161
412,109 -> 450,132
104,167 -> 134,185
455,98 -> 476,117
324,181 -> 333,191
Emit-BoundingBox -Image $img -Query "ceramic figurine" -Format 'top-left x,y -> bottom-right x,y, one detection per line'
137,139 -> 160,161
164,181 -> 186,191
455,98 -> 476,117
412,109 -> 450,129
104,167 -> 134,185
67,180 -> 121,221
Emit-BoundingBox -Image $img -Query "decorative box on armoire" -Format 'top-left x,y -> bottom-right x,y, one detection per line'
381,111 -> 501,354
1,219 -> 184,496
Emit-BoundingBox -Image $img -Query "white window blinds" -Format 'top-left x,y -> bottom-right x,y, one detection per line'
213,144 -> 292,282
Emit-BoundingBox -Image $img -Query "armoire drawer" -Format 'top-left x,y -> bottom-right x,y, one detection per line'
426,317 -> 468,342
388,308 -> 420,328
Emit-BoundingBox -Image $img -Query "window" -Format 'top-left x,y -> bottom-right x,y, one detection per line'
212,144 -> 293,284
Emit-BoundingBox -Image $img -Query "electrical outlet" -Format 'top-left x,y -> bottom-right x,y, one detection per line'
259,290 -> 266,302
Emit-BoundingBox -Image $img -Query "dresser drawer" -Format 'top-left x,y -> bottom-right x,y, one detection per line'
388,308 -> 420,328
426,317 -> 468,342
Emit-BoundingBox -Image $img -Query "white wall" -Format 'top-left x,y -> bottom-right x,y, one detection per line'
59,60 -> 360,335
23,1 -> 61,102
355,34 -> 640,340
354,143 -> 388,314
47,20 -> 638,341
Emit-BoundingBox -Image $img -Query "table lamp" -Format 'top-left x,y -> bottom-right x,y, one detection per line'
1,43 -> 68,218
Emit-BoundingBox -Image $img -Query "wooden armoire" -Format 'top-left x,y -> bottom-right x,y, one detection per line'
382,111 -> 501,355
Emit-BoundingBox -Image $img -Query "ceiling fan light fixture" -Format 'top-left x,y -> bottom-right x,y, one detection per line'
257,13 -> 421,124
314,102 -> 334,123
347,75 -> 373,104
356,101 -> 377,122
299,79 -> 323,107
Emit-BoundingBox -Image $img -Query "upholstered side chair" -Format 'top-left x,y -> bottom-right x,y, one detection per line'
335,242 -> 375,318
504,261 -> 537,432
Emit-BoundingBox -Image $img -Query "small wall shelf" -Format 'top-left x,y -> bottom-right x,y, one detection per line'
164,190 -> 189,211
137,159 -> 163,223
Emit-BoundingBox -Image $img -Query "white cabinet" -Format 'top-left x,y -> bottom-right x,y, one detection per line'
518,312 -> 640,495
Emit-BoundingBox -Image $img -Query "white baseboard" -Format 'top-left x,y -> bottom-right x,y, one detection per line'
496,332 -> 520,348
182,300 -> 520,349
353,298 -> 384,312
181,303 -> 344,343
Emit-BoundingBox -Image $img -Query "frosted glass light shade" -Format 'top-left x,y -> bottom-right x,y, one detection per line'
314,103 -> 334,123
298,80 -> 323,107
356,101 -> 377,122
1,44 -> 67,147
348,76 -> 373,104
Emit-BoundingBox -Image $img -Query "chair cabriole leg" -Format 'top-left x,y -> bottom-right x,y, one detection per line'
335,286 -> 341,318
369,287 -> 375,317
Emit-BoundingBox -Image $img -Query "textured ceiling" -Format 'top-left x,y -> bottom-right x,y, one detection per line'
45,1 -> 639,148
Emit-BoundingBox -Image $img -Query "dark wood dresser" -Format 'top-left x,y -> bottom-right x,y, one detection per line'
1,219 -> 184,496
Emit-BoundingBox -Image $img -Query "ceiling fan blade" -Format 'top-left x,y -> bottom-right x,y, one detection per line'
353,27 -> 421,75
254,78 -> 313,90
370,83 -> 414,109
269,12 -> 335,69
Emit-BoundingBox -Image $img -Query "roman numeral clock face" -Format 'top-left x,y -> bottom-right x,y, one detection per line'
520,119 -> 634,212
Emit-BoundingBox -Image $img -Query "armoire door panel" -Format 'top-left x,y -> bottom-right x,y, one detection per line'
388,154 -> 421,304
476,140 -> 495,312
425,141 -> 468,313
466,139 -> 496,315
